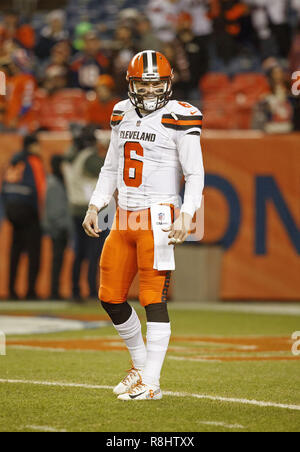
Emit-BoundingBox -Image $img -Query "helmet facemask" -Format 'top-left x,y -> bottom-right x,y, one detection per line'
128,76 -> 173,112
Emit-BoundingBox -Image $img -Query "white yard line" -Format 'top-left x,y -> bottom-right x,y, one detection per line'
1,301 -> 300,316
7,346 -> 294,362
8,345 -> 67,352
198,421 -> 245,430
0,379 -> 112,390
24,425 -> 67,432
168,302 -> 300,316
0,378 -> 300,412
168,356 -> 222,363
0,302 -> 70,310
168,354 -> 295,362
6,345 -> 114,354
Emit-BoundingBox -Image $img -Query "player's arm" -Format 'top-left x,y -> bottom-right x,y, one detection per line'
83,128 -> 119,237
164,133 -> 204,245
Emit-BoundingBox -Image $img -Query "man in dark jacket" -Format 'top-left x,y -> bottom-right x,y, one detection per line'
1,134 -> 46,300
63,125 -> 108,302
43,155 -> 72,300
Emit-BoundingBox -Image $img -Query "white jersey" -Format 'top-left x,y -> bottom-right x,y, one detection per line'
147,0 -> 180,42
89,99 -> 205,217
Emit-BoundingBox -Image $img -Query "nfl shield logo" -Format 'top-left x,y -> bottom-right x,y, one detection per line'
158,212 -> 165,224
136,120 -> 141,127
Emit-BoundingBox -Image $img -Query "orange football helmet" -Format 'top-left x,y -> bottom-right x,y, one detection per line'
126,50 -> 174,111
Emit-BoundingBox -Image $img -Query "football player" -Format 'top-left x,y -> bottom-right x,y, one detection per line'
83,50 -> 204,400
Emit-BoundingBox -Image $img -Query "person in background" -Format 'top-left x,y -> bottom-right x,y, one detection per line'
39,64 -> 69,95
175,11 -> 209,98
245,0 -> 291,60
0,96 -> 5,131
0,10 -> 35,52
31,65 -> 87,132
109,26 -> 137,97
35,10 -> 69,61
252,59 -> 294,133
73,22 -> 92,52
262,0 -> 291,59
1,134 -> 46,300
147,0 -> 181,43
37,40 -> 72,87
63,126 -> 108,302
207,0 -> 250,64
289,19 -> 300,75
43,155 -> 72,301
70,30 -> 109,91
2,48 -> 36,132
162,42 -> 190,99
135,15 -> 163,53
85,75 -> 120,129
179,0 -> 213,40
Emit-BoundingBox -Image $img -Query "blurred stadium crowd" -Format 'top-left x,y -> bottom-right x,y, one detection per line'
0,0 -> 300,133
1,0 -> 300,302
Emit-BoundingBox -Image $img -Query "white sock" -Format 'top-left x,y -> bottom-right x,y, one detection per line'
113,308 -> 147,370
142,322 -> 171,388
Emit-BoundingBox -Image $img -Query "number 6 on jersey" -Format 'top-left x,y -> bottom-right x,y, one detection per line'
123,141 -> 144,187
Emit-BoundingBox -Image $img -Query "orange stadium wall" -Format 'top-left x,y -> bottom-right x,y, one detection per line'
0,132 -> 300,301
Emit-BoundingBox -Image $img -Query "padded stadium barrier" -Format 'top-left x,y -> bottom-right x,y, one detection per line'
0,131 -> 300,301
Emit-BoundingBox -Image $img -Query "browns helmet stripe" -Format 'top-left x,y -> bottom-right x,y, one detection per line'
142,51 -> 159,75
151,51 -> 158,72
146,51 -> 152,72
142,52 -> 148,73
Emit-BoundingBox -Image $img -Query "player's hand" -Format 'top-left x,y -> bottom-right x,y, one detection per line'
82,205 -> 101,238
162,212 -> 192,246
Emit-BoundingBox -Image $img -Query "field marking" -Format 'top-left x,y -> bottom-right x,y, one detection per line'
8,345 -> 67,352
167,302 -> 300,316
168,354 -> 299,362
7,345 -> 107,354
198,421 -> 245,430
6,334 -> 299,362
8,346 -> 296,363
2,300 -> 300,316
24,425 -> 67,433
168,356 -> 222,363
1,379 -> 300,412
0,302 -> 71,310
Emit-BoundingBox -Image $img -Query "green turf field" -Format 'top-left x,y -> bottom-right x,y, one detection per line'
0,301 -> 300,432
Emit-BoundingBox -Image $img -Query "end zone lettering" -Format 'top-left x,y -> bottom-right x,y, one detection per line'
292,71 -> 300,96
291,332 -> 300,357
120,130 -> 156,142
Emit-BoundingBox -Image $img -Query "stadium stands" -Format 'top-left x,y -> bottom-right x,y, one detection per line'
201,72 -> 271,130
0,0 -> 299,131
32,89 -> 87,131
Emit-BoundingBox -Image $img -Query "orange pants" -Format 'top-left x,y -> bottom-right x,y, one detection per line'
99,207 -> 172,306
